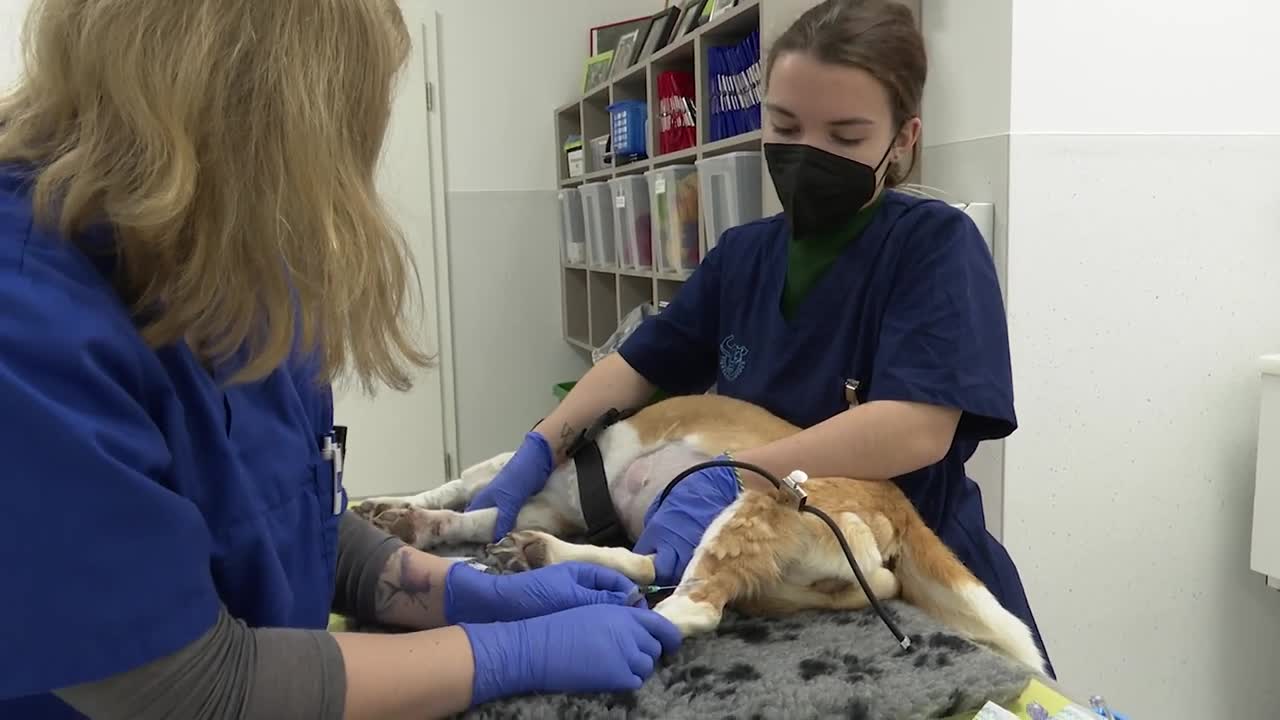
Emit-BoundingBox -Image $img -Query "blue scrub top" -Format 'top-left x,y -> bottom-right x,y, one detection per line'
0,169 -> 345,717
620,190 -> 1054,673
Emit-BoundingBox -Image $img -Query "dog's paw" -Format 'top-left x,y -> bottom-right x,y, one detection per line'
486,530 -> 558,573
350,499 -> 406,522
359,503 -> 431,547
654,593 -> 722,637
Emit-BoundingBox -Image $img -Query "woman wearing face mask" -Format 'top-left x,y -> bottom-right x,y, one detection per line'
473,0 -> 1054,677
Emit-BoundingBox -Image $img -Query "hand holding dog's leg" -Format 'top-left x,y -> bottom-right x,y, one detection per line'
466,434 -> 555,540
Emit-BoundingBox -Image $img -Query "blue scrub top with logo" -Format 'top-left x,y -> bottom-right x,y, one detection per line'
619,190 -> 1054,675
0,168 -> 345,717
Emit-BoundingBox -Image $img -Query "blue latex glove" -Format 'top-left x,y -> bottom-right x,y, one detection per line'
444,561 -> 643,624
463,605 -> 682,706
632,457 -> 741,585
466,432 -> 554,540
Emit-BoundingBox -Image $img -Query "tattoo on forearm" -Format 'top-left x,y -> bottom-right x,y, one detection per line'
559,422 -> 577,447
375,547 -> 434,623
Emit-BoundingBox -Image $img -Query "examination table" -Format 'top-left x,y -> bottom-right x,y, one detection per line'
329,542 -> 1041,719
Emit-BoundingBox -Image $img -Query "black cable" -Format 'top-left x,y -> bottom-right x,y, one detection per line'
655,459 -> 912,650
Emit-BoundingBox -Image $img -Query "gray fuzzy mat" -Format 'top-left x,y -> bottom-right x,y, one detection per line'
359,544 -> 1033,719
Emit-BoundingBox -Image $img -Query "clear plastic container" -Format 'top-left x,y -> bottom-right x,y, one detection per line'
588,134 -> 610,173
579,181 -> 616,268
607,176 -> 653,270
558,188 -> 586,264
646,165 -> 700,274
695,151 -> 763,250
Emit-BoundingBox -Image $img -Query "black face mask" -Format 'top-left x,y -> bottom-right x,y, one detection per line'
764,139 -> 896,238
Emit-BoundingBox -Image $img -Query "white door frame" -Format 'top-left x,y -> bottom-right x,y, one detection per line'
420,12 -> 460,478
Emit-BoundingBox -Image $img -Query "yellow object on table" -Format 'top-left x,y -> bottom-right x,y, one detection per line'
943,678 -> 1077,719
1002,678 -> 1077,717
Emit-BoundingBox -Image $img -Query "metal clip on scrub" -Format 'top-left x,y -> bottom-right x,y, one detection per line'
655,460 -> 912,651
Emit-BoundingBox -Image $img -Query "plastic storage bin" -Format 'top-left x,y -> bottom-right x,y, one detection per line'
588,134 -> 610,173
695,151 -> 763,250
558,188 -> 586,264
608,100 -> 647,160
578,181 -> 616,268
607,176 -> 652,270
646,165 -> 700,274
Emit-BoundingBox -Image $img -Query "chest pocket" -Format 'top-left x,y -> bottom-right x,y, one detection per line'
206,378 -> 341,629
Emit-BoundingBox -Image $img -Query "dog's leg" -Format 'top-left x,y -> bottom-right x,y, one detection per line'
785,511 -> 897,587
487,530 -> 657,584
653,494 -> 792,637
353,452 -> 515,516
734,511 -> 899,617
737,570 -> 900,616
365,498 -> 568,550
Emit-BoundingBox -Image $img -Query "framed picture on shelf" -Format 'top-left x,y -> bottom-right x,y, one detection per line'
699,0 -> 718,24
678,0 -> 710,36
638,6 -> 681,61
610,29 -> 641,79
583,50 -> 614,92
589,16 -> 649,56
711,0 -> 739,20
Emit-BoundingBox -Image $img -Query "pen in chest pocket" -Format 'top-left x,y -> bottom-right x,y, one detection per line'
321,429 -> 346,515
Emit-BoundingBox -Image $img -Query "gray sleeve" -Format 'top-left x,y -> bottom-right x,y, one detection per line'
332,510 -> 406,623
55,606 -> 345,720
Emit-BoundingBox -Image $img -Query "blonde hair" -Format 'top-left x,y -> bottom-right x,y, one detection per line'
0,0 -> 431,392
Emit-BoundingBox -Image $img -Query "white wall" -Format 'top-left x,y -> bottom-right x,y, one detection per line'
920,0 -> 1010,147
1010,1 -> 1280,134
427,0 -> 655,467
429,0 -> 656,193
1004,1 -> 1280,715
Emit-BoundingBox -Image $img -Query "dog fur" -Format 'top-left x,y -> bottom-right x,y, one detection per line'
352,394 -> 1046,675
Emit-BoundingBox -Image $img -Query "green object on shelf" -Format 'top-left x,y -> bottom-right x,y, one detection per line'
552,381 -> 668,405
553,381 -> 576,401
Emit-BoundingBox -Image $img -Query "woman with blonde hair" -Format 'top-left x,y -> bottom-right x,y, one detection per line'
0,1 -> 679,718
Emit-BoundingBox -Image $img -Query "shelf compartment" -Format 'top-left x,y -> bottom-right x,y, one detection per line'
617,274 -> 653,324
588,270 -> 620,347
656,277 -> 685,306
582,92 -> 613,176
556,103 -> 584,186
563,267 -> 590,346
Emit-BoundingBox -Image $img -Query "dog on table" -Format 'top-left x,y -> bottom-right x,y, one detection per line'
352,394 -> 1046,675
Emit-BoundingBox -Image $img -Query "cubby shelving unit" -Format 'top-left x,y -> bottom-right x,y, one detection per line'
554,0 -> 926,353
555,0 -> 766,352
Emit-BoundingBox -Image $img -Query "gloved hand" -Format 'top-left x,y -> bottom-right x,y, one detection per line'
466,431 -> 555,540
444,561 -> 642,624
632,457 -> 741,586
463,604 -> 682,706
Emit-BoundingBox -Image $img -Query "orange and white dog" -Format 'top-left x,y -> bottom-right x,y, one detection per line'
353,394 -> 1046,675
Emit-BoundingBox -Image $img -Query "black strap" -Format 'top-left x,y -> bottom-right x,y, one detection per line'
568,408 -> 638,547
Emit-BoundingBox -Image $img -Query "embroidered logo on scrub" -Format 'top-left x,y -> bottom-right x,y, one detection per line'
719,335 -> 749,381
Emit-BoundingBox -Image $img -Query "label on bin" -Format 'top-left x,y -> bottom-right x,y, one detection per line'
615,194 -> 626,209
655,176 -> 667,194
